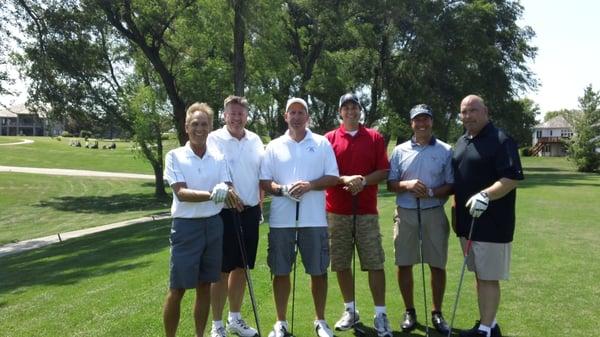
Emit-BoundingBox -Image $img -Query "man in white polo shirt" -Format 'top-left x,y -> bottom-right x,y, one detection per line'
163,102 -> 236,337
207,95 -> 264,337
260,97 -> 339,337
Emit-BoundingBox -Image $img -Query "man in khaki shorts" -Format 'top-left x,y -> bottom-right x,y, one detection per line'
387,104 -> 454,335
325,93 -> 391,337
452,95 -> 523,337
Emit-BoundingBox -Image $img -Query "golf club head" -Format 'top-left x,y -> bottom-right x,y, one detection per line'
353,323 -> 366,337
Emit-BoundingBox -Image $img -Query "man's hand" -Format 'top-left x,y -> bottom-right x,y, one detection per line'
225,187 -> 244,212
466,191 -> 489,218
281,184 -> 301,202
404,179 -> 427,198
210,182 -> 229,203
341,175 -> 365,195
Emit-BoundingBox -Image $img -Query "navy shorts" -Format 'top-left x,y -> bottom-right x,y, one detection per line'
169,216 -> 223,289
219,206 -> 261,272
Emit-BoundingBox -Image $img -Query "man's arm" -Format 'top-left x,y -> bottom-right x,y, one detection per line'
482,177 -> 518,200
171,182 -> 212,202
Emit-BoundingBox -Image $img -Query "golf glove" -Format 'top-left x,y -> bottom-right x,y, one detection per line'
210,182 -> 229,203
466,191 -> 489,218
281,184 -> 301,202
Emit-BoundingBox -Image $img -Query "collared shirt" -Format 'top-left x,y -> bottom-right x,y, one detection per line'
164,142 -> 231,218
453,122 -> 524,243
388,136 -> 454,209
207,126 -> 264,207
260,129 -> 339,228
325,124 -> 390,215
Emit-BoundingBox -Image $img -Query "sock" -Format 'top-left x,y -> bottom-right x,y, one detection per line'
478,324 -> 491,337
213,320 -> 224,329
228,312 -> 241,322
491,318 -> 497,328
344,301 -> 355,312
375,306 -> 386,316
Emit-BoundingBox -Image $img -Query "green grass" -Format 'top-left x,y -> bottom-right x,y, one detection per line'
0,136 -> 178,174
0,157 -> 599,336
0,172 -> 170,244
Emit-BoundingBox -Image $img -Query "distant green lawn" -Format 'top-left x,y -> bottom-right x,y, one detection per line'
0,172 -> 170,245
0,157 -> 599,336
0,136 -> 178,174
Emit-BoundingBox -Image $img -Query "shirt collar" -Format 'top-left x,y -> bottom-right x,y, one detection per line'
284,128 -> 315,143
183,141 -> 215,159
215,126 -> 247,141
338,123 -> 366,137
464,121 -> 494,140
411,135 -> 436,147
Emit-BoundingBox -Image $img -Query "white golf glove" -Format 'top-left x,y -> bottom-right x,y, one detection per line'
281,184 -> 301,202
210,182 -> 229,203
466,191 -> 489,218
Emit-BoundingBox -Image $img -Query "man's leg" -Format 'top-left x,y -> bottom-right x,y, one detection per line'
311,274 -> 328,320
228,268 -> 247,313
194,282 -> 212,337
273,275 -> 291,321
210,272 -> 229,322
368,269 -> 386,306
430,266 -> 446,312
335,269 -> 354,302
476,278 -> 500,327
397,265 -> 414,309
164,288 -> 186,337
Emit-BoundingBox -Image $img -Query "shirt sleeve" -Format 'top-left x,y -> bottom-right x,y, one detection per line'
259,143 -> 274,180
374,132 -> 390,171
443,148 -> 455,184
495,137 -> 524,180
388,147 -> 401,181
164,151 -> 184,186
322,140 -> 340,177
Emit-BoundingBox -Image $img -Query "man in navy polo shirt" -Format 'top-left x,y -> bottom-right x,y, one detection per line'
452,95 -> 524,337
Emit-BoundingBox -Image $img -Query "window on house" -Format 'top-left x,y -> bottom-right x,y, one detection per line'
561,129 -> 573,137
536,130 -> 542,138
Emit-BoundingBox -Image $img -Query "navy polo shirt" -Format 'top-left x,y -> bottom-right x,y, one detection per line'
452,122 -> 524,243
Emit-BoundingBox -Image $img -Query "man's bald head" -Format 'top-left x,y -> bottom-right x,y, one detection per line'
460,94 -> 489,136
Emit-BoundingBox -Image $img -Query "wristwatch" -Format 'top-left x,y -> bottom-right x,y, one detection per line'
427,188 -> 434,198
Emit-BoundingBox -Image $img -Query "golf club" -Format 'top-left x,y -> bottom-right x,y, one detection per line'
447,217 -> 477,337
232,210 -> 262,337
351,195 -> 365,336
290,201 -> 300,336
416,198 -> 430,337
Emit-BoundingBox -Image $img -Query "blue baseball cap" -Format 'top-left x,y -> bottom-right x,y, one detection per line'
409,104 -> 433,119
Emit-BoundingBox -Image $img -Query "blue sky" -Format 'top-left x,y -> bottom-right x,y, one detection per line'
520,0 -> 600,115
2,1 -> 599,117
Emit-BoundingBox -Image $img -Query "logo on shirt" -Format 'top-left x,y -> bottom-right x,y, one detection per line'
307,146 -> 315,152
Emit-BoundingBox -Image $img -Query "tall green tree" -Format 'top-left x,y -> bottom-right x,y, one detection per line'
569,85 -> 600,172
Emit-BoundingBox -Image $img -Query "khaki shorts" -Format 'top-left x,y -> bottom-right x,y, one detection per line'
460,238 -> 511,280
327,213 -> 385,271
267,227 -> 329,276
394,206 -> 449,269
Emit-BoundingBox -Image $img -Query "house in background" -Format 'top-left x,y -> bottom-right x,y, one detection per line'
0,104 -> 63,136
531,115 -> 573,157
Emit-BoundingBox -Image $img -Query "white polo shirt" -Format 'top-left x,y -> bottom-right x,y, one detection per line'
207,126 -> 264,207
164,142 -> 231,218
260,129 -> 339,228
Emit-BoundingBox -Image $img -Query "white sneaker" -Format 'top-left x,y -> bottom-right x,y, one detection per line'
373,313 -> 392,337
314,320 -> 334,337
334,308 -> 360,331
267,321 -> 289,337
211,325 -> 227,337
227,318 -> 258,337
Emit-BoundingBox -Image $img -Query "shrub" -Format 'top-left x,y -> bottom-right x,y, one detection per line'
80,130 -> 92,139
61,131 -> 73,137
520,147 -> 531,157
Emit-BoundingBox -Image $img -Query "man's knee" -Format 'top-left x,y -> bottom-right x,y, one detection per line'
166,288 -> 186,302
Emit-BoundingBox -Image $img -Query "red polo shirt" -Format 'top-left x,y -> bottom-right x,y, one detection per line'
325,124 -> 389,215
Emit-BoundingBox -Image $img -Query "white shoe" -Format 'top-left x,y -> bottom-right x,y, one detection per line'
314,320 -> 334,337
373,313 -> 392,337
227,318 -> 258,337
334,308 -> 360,331
267,321 -> 289,337
211,325 -> 227,337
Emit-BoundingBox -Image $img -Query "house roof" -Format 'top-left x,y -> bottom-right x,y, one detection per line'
534,116 -> 572,129
0,104 -> 47,118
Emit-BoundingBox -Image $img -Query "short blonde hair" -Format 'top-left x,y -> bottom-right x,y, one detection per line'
186,102 -> 214,125
224,95 -> 249,112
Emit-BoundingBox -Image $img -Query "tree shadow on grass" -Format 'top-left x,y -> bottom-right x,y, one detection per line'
518,171 -> 600,188
0,219 -> 171,294
35,193 -> 171,214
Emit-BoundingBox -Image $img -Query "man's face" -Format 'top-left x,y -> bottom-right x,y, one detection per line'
224,103 -> 248,134
411,114 -> 433,138
340,102 -> 361,128
284,102 -> 309,132
460,97 -> 489,135
185,111 -> 211,146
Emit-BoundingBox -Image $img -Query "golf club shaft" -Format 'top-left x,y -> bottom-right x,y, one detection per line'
416,198 -> 429,336
351,195 -> 365,335
291,201 -> 299,335
233,210 -> 262,337
447,217 -> 476,337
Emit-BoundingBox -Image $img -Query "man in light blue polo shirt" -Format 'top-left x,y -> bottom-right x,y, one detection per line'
387,104 -> 454,335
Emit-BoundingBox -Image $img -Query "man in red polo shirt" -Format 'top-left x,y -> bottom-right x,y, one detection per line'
325,93 -> 391,337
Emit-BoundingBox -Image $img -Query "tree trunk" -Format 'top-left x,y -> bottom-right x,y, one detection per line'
232,0 -> 246,96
